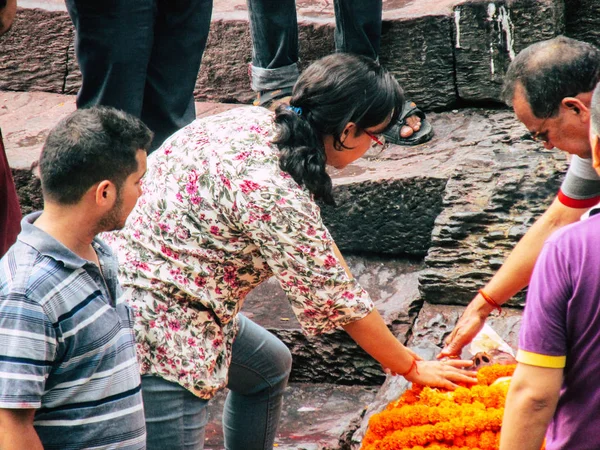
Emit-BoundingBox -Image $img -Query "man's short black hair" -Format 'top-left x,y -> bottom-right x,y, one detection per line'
502,36 -> 600,118
39,107 -> 153,204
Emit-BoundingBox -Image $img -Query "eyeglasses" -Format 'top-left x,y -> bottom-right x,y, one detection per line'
364,129 -> 385,146
529,116 -> 550,143
364,129 -> 390,156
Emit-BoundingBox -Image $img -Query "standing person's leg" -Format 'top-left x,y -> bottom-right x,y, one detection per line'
143,0 -> 213,152
223,314 -> 292,449
246,0 -> 299,107
334,0 -> 433,145
64,0 -> 155,119
333,0 -> 381,60
0,129 -> 20,257
142,375 -> 210,450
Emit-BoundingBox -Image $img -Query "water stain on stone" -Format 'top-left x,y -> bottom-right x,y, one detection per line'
16,130 -> 47,148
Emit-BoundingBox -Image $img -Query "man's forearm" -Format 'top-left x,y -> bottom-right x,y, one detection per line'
0,428 -> 43,450
0,409 -> 43,450
500,365 -> 561,450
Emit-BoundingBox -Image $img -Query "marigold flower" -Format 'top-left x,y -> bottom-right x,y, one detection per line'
362,364 -> 542,450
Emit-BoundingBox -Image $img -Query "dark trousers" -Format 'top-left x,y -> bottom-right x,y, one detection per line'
65,0 -> 213,152
0,130 -> 21,258
247,0 -> 382,91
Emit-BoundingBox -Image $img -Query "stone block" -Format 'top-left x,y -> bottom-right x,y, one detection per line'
381,15 -> 456,110
565,0 -> 600,49
64,36 -> 81,96
0,8 -> 72,94
454,0 -> 564,103
320,177 -> 447,257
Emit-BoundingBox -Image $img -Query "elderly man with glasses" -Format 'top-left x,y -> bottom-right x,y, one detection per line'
440,36 -> 600,358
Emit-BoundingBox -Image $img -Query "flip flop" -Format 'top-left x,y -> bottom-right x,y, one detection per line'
253,87 -> 294,111
382,100 -> 434,146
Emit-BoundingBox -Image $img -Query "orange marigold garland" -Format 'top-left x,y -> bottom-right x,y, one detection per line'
361,364 -> 545,450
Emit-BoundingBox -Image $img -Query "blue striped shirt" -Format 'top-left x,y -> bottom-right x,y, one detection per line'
0,213 -> 145,450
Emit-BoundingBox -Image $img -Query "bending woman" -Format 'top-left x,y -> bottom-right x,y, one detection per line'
106,53 -> 476,450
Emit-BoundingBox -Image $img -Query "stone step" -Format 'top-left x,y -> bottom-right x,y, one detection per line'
2,0 -> 592,111
203,382 -> 378,450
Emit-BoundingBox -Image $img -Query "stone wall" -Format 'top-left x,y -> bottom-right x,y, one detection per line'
1,0 -> 596,111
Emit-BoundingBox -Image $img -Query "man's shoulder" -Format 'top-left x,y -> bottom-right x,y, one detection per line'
1,239 -> 76,306
546,213 -> 600,253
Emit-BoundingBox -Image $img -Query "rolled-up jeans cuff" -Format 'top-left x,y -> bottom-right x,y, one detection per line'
250,63 -> 299,92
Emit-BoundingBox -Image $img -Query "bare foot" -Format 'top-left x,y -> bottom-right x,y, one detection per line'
400,114 -> 422,138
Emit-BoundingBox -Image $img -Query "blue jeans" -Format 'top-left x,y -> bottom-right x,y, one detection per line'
247,0 -> 382,92
142,314 -> 292,450
65,0 -> 213,152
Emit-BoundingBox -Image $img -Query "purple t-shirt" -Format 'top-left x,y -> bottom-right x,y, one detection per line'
518,213 -> 600,450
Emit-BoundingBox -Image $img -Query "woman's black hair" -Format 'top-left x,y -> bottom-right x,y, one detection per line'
273,53 -> 404,205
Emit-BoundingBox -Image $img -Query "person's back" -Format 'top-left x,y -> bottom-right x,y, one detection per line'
0,106 -> 152,449
515,213 -> 600,448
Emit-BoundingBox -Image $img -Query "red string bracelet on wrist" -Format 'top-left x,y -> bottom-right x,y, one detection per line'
479,289 -> 502,314
399,357 -> 419,377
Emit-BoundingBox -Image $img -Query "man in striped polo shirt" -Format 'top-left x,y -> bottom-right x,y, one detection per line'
0,107 -> 151,449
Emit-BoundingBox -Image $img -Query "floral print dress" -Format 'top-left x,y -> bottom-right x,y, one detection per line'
105,106 -> 374,399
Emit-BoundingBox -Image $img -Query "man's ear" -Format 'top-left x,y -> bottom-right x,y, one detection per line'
94,180 -> 117,208
591,132 -> 600,171
562,97 -> 590,122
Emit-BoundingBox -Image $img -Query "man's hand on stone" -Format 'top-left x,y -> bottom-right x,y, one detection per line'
438,296 -> 493,359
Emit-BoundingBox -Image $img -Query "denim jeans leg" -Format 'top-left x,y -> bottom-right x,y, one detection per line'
223,314 -> 292,449
143,0 -> 213,152
142,375 -> 210,450
246,0 -> 299,92
334,0 -> 382,59
64,0 -> 155,119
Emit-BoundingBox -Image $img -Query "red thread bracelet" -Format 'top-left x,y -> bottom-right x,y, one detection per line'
479,289 -> 502,314
399,357 -> 419,377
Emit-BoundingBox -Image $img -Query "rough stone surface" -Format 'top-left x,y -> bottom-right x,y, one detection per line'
454,0 -> 564,103
565,0 -> 600,49
418,108 -> 568,306
0,8 -> 72,93
320,177 -> 447,257
244,255 -> 424,385
381,16 -> 456,110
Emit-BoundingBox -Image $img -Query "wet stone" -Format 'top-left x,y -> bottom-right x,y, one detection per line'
204,382 -> 378,450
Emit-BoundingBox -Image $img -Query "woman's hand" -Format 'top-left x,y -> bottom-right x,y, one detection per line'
405,359 -> 477,390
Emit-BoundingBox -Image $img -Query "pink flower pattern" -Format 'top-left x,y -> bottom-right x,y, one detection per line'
105,107 -> 373,399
